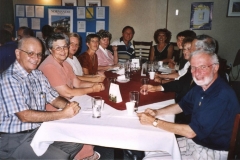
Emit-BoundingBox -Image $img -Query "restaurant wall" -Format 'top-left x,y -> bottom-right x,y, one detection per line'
13,0 -> 240,66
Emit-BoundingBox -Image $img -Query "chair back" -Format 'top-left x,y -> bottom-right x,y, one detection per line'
228,114 -> 240,159
133,41 -> 153,61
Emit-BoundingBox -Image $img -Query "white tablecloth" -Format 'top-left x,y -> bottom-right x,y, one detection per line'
30,95 -> 181,159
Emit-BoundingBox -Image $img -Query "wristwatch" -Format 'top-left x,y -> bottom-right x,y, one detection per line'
152,118 -> 159,127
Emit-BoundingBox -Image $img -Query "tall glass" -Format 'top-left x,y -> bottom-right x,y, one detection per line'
92,96 -> 102,118
129,91 -> 140,111
140,78 -> 149,95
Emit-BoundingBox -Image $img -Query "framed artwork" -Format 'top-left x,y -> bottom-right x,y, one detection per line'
227,0 -> 240,17
62,0 -> 77,6
85,0 -> 102,6
190,2 -> 213,30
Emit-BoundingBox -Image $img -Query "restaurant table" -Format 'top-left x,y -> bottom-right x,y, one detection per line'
30,95 -> 181,159
89,70 -> 175,110
30,70 -> 180,159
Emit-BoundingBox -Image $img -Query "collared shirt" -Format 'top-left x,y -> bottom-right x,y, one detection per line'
96,45 -> 114,66
0,61 -> 59,133
110,37 -> 135,59
179,76 -> 240,150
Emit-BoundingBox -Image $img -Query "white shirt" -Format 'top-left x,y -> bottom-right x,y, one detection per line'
66,56 -> 83,76
175,61 -> 190,80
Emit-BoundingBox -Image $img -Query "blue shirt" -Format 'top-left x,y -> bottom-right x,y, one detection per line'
0,41 -> 17,73
0,61 -> 59,133
179,76 -> 240,150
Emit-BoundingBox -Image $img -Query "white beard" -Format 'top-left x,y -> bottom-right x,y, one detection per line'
193,70 -> 214,87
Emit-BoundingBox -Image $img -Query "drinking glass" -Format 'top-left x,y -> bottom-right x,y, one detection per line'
92,96 -> 102,118
129,91 -> 140,111
140,78 -> 149,95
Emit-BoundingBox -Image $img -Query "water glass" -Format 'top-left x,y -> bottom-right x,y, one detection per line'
92,96 -> 102,118
129,91 -> 140,111
140,78 -> 149,95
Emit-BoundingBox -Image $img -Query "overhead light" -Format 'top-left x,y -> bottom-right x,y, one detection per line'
175,9 -> 179,16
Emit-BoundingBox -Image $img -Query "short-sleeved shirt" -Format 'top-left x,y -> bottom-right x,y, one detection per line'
178,76 -> 240,150
38,54 -> 76,88
110,37 -> 135,59
77,52 -> 98,75
0,61 -> 59,133
66,56 -> 83,76
96,45 -> 114,66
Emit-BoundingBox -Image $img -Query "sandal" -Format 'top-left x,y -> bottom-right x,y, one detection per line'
82,151 -> 100,160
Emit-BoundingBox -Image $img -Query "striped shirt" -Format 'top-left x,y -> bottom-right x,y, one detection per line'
0,61 -> 59,133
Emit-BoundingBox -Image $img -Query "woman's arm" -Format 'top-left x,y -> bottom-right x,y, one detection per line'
149,46 -> 155,61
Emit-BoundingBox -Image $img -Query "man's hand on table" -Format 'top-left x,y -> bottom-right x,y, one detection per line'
142,84 -> 162,92
62,101 -> 81,118
137,112 -> 155,126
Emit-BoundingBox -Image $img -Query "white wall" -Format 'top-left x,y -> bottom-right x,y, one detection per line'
13,0 -> 240,66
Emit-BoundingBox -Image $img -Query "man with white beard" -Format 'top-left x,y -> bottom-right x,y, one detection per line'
138,50 -> 240,159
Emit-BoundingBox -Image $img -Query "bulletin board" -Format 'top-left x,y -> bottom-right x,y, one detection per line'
14,5 -> 109,54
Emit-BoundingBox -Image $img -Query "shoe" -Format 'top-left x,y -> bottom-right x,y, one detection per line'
82,151 -> 100,160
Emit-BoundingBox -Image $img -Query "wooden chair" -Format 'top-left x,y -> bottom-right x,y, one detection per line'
133,41 -> 153,61
228,114 -> 240,159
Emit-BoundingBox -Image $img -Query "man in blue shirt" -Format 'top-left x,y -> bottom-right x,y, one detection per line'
138,50 -> 240,159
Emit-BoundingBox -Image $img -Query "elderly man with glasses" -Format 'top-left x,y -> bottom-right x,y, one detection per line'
138,50 -> 240,159
0,37 -> 98,159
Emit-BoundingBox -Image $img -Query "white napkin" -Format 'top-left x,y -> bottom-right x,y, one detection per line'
131,59 -> 140,68
117,75 -> 126,80
109,83 -> 122,103
141,62 -> 147,76
116,68 -> 125,75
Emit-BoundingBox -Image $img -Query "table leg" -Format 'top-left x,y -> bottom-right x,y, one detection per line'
114,148 -> 124,160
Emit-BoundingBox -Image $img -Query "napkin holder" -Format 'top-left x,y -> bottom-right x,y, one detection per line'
109,83 -> 122,103
131,59 -> 140,68
116,68 -> 125,75
141,62 -> 147,76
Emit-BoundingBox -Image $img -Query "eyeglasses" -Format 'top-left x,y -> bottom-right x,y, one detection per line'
70,43 -> 79,48
52,45 -> 69,51
191,64 -> 216,72
18,49 -> 43,58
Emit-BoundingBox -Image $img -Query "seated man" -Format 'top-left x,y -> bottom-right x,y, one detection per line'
138,50 -> 240,159
0,37 -> 98,159
110,26 -> 135,60
38,33 -> 104,111
66,32 -> 105,82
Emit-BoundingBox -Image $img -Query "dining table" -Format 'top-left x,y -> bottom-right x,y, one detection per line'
30,69 -> 181,159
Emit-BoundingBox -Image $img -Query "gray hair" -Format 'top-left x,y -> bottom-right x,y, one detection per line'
190,50 -> 219,64
194,35 -> 216,53
46,33 -> 69,49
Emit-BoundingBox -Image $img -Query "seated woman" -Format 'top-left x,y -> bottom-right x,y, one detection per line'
78,34 -> 100,75
66,32 -> 105,82
155,37 -> 194,83
38,33 -> 104,110
38,33 -> 102,160
96,29 -> 119,71
149,28 -> 174,63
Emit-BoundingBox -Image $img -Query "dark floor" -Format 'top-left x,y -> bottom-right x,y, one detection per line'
95,146 -> 132,160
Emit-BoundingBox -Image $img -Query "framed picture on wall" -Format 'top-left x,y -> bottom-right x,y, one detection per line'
62,0 -> 77,6
227,0 -> 240,16
190,2 -> 213,30
85,0 -> 102,6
